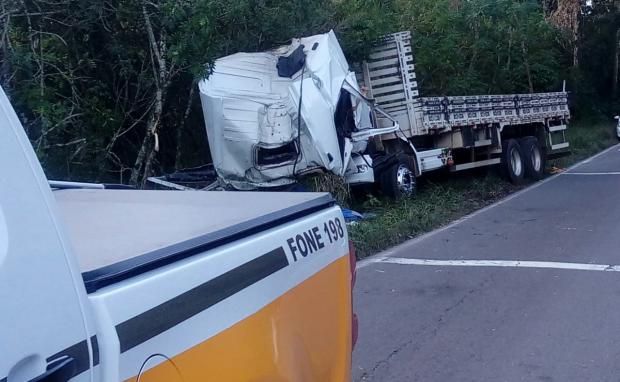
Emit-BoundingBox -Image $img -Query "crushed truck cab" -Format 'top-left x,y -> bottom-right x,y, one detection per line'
0,85 -> 356,381
199,30 -> 397,190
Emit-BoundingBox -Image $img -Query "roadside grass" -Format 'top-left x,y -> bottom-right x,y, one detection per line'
349,119 -> 618,259
553,119 -> 618,167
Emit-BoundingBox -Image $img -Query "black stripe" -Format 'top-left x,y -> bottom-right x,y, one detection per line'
0,335 -> 98,381
46,338 -> 90,377
83,194 -> 333,293
90,335 -> 100,366
116,247 -> 289,353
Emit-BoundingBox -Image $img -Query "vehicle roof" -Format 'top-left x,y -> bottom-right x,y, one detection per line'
54,189 -> 333,292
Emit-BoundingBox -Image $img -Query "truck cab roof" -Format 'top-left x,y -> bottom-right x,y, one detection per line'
54,189 -> 333,292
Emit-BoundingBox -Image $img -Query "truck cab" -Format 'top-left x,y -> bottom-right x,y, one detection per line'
0,85 -> 356,381
198,30 -> 398,191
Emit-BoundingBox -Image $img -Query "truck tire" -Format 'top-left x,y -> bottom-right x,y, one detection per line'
519,136 -> 545,180
501,139 -> 525,184
380,156 -> 416,199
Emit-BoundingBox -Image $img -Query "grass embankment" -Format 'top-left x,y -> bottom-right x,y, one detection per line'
349,120 -> 618,259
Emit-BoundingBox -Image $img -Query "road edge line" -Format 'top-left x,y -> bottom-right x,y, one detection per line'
377,257 -> 620,272
357,143 -> 620,270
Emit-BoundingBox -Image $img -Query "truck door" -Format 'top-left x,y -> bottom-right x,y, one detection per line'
0,87 -> 95,382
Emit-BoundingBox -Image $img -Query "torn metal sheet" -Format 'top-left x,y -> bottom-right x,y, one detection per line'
198,30 -> 397,190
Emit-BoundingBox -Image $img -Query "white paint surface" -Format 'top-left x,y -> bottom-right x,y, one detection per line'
370,257 -> 620,272
0,205 -> 7,265
563,172 -> 620,176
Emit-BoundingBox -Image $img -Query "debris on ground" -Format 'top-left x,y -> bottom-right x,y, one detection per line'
549,166 -> 565,174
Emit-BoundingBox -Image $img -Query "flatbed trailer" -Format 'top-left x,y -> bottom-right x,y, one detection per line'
357,31 -> 570,196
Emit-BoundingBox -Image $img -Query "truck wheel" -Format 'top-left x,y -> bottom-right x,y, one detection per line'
380,157 -> 416,199
519,137 -> 545,180
501,139 -> 525,184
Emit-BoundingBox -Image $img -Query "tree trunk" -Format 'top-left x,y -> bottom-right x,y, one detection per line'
130,3 -> 168,186
175,82 -> 195,170
572,35 -> 579,68
506,28 -> 513,72
521,40 -> 534,93
129,114 -> 155,185
613,28 -> 620,98
140,131 -> 159,188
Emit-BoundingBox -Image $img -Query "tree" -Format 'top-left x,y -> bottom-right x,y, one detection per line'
0,0 -> 392,184
393,0 -> 564,95
0,0 -> 611,183
543,0 -> 582,67
575,0 -> 620,108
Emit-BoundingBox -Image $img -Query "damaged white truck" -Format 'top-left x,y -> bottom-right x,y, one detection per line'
154,30 -> 571,198
196,31 -> 399,193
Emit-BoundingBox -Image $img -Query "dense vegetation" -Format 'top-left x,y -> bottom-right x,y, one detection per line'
0,0 -> 619,184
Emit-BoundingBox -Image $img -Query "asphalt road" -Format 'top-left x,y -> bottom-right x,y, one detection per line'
352,144 -> 620,382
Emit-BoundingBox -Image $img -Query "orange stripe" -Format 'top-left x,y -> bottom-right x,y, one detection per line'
128,255 -> 352,381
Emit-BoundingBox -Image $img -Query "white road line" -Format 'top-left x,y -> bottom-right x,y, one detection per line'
357,143 -> 620,270
563,172 -> 620,176
376,257 -> 620,272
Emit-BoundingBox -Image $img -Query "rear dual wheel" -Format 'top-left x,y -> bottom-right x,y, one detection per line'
501,139 -> 525,184
501,137 -> 545,184
519,137 -> 545,180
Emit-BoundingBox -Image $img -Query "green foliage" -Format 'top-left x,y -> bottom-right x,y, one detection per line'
333,0 -> 397,61
0,0 -> 391,182
395,0 -> 565,95
0,0 -> 618,183
349,173 -> 518,258
553,118 -> 618,166
572,1 -> 620,118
